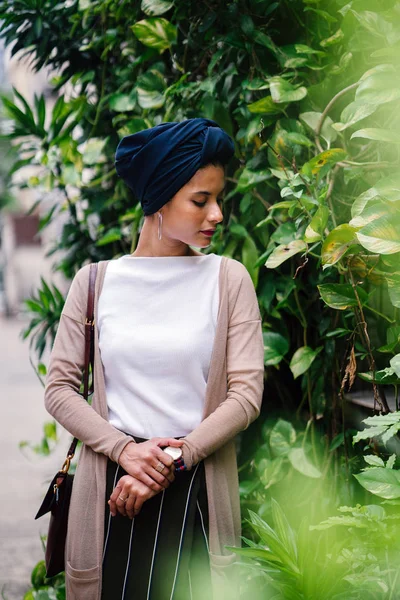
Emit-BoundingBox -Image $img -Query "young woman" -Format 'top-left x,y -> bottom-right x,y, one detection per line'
44,118 -> 265,600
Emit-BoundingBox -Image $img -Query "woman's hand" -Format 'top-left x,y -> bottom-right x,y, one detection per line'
108,474 -> 159,519
118,437 -> 183,493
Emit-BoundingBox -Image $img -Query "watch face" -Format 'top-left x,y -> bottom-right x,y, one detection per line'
163,446 -> 182,460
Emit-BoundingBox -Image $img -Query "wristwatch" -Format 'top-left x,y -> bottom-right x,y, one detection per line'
163,446 -> 187,472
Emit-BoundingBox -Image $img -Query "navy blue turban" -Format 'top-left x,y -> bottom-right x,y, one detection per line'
114,117 -> 234,216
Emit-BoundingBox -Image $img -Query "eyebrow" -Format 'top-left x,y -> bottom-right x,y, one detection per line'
193,185 -> 226,196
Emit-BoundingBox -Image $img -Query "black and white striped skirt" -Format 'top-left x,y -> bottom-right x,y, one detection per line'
101,435 -> 212,600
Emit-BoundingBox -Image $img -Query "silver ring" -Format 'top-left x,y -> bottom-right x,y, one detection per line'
118,495 -> 128,502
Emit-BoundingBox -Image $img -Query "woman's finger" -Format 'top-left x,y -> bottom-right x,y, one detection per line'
125,493 -> 136,520
109,483 -> 123,516
141,469 -> 169,491
151,459 -> 175,484
133,493 -> 144,517
156,438 -> 184,448
154,447 -> 174,467
115,491 -> 128,517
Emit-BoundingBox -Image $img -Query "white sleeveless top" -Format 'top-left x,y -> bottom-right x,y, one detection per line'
97,253 -> 222,438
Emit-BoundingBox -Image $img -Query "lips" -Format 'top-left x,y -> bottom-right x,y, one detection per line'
200,230 -> 216,235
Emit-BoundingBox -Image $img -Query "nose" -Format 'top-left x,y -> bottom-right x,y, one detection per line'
208,201 -> 223,225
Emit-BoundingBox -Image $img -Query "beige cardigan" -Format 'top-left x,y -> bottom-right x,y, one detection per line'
44,249 -> 264,599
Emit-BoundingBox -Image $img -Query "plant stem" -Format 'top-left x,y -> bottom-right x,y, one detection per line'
363,303 -> 396,324
87,59 -> 107,140
315,82 -> 359,152
325,165 -> 338,228
347,266 -> 390,413
341,160 -> 394,167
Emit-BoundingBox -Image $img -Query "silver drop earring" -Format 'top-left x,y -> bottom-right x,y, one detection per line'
158,211 -> 163,240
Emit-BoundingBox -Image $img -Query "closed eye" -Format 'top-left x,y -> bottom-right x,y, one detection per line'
193,198 -> 224,208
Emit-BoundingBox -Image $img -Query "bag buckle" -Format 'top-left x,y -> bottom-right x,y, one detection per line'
60,453 -> 74,474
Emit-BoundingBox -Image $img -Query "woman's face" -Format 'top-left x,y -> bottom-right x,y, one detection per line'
160,164 -> 225,248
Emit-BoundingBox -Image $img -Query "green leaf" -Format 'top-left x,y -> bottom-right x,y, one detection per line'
246,509 -> 300,573
329,433 -> 344,451
387,454 -> 396,469
361,412 -> 400,427
118,117 -> 149,137
350,9 -> 394,39
321,224 -> 359,266
352,173 -> 400,219
320,28 -> 344,47
109,93 -> 136,112
131,18 -> 177,52
305,205 -> 330,242
378,325 -> 400,353
242,236 -> 259,288
95,228 -> 122,246
1,95 -> 40,136
259,457 -> 285,490
247,95 -> 284,114
269,76 -> 307,103
390,354 -> 400,378
136,69 -> 166,109
263,332 -> 289,366
34,93 -> 46,131
253,30 -> 276,52
356,72 -> 400,105
351,128 -> 400,143
304,7 -> 337,23
301,148 -> 346,175
271,222 -> 296,244
270,419 -> 296,456
236,168 -> 271,193
363,454 -> 385,467
386,274 -> 400,308
61,165 -> 80,186
268,200 -> 298,212
358,368 -> 400,385
318,283 -> 368,310
357,213 -> 400,254
239,479 -> 259,496
270,498 -> 298,563
141,0 -> 173,15
285,132 -> 313,147
265,240 -> 307,269
37,363 -> 47,376
333,100 -> 378,132
137,87 -> 165,109
79,138 -> 107,165
299,111 -> 337,145
350,198 -> 397,228
289,346 -> 321,379
44,421 -> 57,441
288,447 -> 322,478
355,468 -> 400,499
242,77 -> 270,91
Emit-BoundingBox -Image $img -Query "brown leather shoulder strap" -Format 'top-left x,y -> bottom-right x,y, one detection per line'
66,262 -> 98,460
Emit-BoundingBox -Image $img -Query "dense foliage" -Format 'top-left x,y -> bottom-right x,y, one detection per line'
1,0 -> 400,597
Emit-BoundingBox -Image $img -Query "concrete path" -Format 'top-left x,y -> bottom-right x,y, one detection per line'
0,316 -> 68,600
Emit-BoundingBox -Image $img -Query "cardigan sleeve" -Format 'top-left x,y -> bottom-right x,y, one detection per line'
180,260 -> 264,470
44,264 -> 135,463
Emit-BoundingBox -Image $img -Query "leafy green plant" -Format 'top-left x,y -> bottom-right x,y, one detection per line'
1,0 -> 400,596
234,412 -> 400,599
2,0 -> 399,439
23,558 -> 65,600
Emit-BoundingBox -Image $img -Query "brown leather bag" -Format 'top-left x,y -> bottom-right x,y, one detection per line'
35,262 -> 98,578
